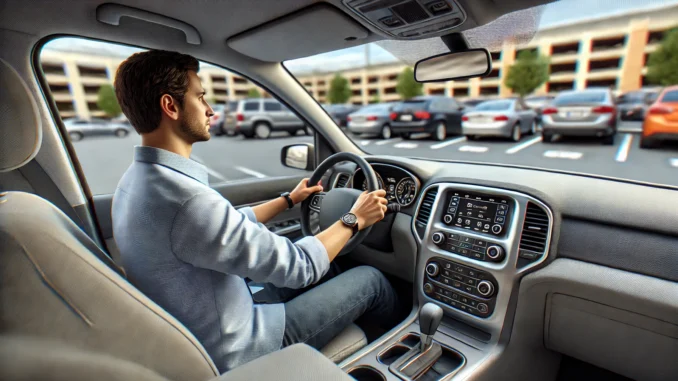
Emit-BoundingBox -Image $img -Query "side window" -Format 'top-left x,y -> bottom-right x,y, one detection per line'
264,102 -> 282,112
243,102 -> 259,111
39,37 -> 311,196
447,99 -> 459,111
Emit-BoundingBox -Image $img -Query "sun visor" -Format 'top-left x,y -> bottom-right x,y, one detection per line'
227,4 -> 370,62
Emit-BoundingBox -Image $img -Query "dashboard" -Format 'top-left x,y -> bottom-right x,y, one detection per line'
350,164 -> 420,207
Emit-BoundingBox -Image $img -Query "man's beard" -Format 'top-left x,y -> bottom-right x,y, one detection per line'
178,113 -> 210,143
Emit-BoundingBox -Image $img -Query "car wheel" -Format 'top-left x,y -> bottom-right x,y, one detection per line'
114,129 -> 129,138
434,122 -> 447,141
254,122 -> 271,139
381,124 -> 392,139
511,125 -> 521,142
541,131 -> 553,143
640,136 -> 659,149
602,134 -> 615,145
401,133 -> 411,140
68,131 -> 83,142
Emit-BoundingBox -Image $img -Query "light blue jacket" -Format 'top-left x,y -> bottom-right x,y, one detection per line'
112,146 -> 329,372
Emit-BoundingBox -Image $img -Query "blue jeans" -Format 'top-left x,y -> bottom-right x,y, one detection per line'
279,266 -> 400,349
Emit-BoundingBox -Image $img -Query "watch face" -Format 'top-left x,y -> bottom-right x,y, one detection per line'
342,213 -> 357,225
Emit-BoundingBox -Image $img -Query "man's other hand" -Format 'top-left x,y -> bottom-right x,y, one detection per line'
290,178 -> 323,205
351,189 -> 388,230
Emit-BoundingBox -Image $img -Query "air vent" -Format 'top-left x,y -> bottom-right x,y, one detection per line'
414,186 -> 438,238
518,202 -> 550,260
335,173 -> 350,188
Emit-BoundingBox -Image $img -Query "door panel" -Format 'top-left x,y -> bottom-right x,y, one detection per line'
93,174 -> 309,258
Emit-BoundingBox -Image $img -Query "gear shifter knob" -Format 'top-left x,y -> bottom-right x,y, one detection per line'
419,303 -> 443,350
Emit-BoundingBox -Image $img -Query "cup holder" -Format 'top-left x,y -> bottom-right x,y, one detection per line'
377,344 -> 411,365
346,365 -> 386,381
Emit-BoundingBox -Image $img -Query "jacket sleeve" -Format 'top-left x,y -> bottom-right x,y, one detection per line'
170,191 -> 329,289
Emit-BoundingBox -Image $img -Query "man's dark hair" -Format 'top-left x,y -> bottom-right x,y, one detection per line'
114,50 -> 199,134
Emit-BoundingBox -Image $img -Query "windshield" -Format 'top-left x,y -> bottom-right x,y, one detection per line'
283,0 -> 678,189
474,100 -> 513,111
553,92 -> 607,105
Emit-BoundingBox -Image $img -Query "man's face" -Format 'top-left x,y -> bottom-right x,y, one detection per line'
177,71 -> 214,143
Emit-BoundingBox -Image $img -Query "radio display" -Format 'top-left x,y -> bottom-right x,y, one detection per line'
444,191 -> 512,236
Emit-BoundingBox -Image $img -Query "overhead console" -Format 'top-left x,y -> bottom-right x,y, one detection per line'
343,0 -> 466,39
413,183 -> 553,337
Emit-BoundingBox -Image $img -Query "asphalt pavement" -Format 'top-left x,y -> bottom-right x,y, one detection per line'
72,121 -> 678,195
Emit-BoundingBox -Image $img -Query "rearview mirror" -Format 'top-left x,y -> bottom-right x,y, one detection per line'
281,143 -> 314,171
414,49 -> 491,83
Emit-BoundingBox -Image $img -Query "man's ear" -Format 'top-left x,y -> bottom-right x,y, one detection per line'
160,94 -> 180,121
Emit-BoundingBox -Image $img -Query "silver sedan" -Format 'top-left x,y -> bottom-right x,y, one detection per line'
462,99 -> 538,141
347,103 -> 396,139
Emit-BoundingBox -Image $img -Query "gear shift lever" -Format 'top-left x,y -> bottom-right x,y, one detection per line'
419,303 -> 443,351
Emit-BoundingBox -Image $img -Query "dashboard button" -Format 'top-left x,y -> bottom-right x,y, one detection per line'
459,242 -> 472,249
477,303 -> 489,314
475,239 -> 487,247
498,204 -> 508,211
452,274 -> 463,282
465,277 -> 476,286
432,232 -> 445,245
442,278 -> 451,286
459,249 -> 470,256
467,270 -> 477,277
448,207 -> 457,213
444,263 -> 452,269
472,251 -> 484,260
461,236 -> 475,244
425,263 -> 440,277
463,285 -> 474,293
452,281 -> 462,289
494,216 -> 506,224
424,283 -> 434,294
486,245 -> 505,261
448,233 -> 460,240
497,210 -> 506,216
477,281 -> 495,297
491,224 -> 502,234
460,296 -> 469,304
449,300 -> 458,308
454,265 -> 466,274
459,304 -> 468,312
443,269 -> 452,277
450,293 -> 459,300
472,245 -> 485,252
468,299 -> 478,307
443,215 -> 453,224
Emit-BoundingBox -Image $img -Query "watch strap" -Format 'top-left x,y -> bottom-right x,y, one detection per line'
280,192 -> 294,209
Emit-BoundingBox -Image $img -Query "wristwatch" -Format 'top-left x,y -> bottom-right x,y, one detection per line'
280,192 -> 294,209
341,212 -> 360,237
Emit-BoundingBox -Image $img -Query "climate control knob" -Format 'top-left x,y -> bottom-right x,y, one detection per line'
425,263 -> 440,277
424,283 -> 434,294
443,214 -> 453,224
477,280 -> 495,297
432,232 -> 445,245
486,245 -> 505,261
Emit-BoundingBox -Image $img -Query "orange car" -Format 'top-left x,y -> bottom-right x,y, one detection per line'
640,86 -> 678,148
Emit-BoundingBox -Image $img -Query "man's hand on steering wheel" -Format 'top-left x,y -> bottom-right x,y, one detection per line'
290,178 -> 324,205
351,189 -> 388,230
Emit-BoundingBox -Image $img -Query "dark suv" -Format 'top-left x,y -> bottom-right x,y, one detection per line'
389,96 -> 466,141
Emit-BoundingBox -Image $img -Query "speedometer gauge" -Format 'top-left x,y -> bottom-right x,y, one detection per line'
362,174 -> 384,191
395,178 -> 417,206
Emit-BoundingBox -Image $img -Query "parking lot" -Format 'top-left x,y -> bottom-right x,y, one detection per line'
73,120 -> 678,195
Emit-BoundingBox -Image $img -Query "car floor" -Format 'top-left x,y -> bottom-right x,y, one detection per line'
556,356 -> 634,381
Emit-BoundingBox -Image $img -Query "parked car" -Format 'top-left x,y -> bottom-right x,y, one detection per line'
389,96 -> 466,141
639,85 -> 678,149
462,98 -> 489,110
222,98 -> 308,138
210,101 -> 238,136
346,103 -> 396,139
322,104 -> 359,128
540,89 -> 618,145
524,94 -> 555,126
462,98 -> 538,141
63,117 -> 132,141
616,89 -> 660,121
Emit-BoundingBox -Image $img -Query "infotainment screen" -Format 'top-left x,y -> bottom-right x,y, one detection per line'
443,190 -> 512,236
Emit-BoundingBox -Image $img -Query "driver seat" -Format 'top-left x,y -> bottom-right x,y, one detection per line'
0,58 -> 366,380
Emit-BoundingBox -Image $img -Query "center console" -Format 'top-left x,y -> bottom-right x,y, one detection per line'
340,183 -> 554,381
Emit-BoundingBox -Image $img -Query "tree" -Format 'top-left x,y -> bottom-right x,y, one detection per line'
247,88 -> 261,98
96,84 -> 122,118
328,74 -> 351,104
396,67 -> 423,100
504,50 -> 550,97
371,94 -> 381,104
647,28 -> 678,85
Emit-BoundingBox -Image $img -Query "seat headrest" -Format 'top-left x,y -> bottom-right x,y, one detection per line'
0,58 -> 42,173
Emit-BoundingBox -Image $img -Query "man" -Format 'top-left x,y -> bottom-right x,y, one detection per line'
111,50 -> 399,373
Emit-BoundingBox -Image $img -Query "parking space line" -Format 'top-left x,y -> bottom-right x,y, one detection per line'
543,150 -> 583,160
394,142 -> 419,149
505,136 -> 542,154
430,137 -> 467,150
360,140 -> 371,146
670,158 -> 678,168
458,145 -> 489,153
191,155 -> 228,181
376,138 -> 402,146
234,166 -> 268,178
615,134 -> 633,162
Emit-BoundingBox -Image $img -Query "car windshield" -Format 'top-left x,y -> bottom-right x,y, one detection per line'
285,0 -> 678,189
661,90 -> 678,102
474,100 -> 513,111
553,92 -> 607,105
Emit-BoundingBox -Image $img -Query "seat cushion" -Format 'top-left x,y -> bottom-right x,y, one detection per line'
320,324 -> 368,363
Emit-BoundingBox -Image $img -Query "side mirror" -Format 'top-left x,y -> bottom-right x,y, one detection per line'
414,49 -> 491,83
281,144 -> 314,171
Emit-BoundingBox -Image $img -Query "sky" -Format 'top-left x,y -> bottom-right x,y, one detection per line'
44,0 -> 678,74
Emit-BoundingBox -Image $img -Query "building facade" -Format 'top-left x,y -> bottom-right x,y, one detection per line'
40,3 -> 678,120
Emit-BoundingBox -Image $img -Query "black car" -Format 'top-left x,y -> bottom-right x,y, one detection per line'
322,104 -> 359,128
389,96 -> 465,141
616,89 -> 660,121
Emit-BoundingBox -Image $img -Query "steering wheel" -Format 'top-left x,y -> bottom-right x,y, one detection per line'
301,152 -> 379,255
